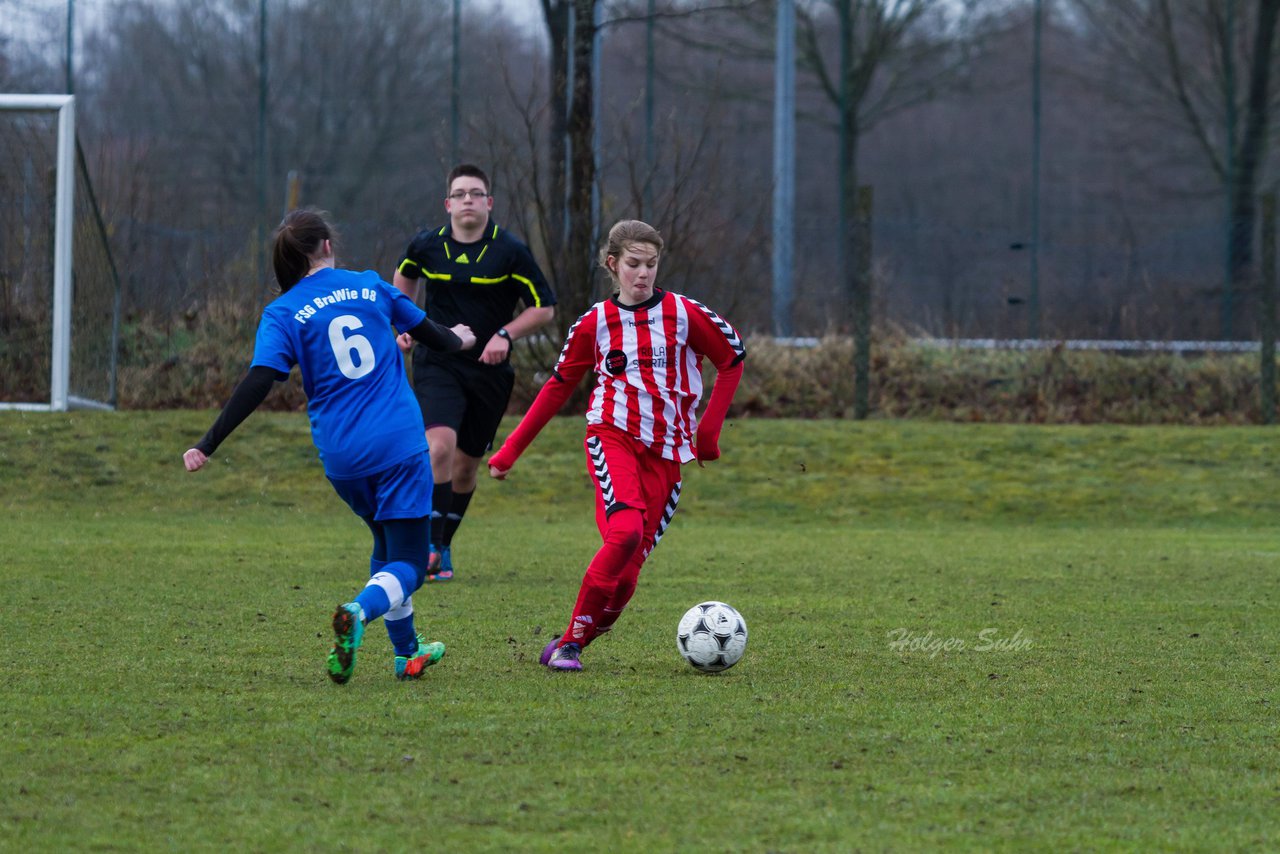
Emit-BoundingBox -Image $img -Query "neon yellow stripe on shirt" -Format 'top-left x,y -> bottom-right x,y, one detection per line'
512,273 -> 543,306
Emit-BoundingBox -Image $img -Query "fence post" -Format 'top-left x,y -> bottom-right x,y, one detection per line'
1262,188 -> 1277,424
854,185 -> 873,420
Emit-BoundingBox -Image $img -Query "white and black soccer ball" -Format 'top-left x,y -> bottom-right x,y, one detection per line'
676,601 -> 748,673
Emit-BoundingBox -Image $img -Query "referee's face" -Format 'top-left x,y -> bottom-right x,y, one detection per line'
446,177 -> 493,229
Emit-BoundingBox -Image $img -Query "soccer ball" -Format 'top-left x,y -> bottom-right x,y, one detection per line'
676,601 -> 748,673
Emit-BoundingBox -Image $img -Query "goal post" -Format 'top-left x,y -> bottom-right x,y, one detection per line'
1,94 -> 119,412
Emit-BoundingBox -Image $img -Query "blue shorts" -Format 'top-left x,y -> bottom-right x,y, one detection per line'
327,451 -> 433,521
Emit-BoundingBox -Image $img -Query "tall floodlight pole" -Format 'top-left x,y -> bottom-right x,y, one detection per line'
1262,188 -> 1276,424
65,0 -> 74,94
257,0 -> 268,289
451,0 -> 461,164
1029,0 -> 1042,340
772,0 -> 795,338
644,0 -> 655,215
1223,0 -> 1237,339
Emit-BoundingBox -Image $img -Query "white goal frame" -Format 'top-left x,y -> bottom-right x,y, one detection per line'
0,94 -> 87,411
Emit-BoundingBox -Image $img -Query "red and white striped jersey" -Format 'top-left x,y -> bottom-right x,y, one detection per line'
552,289 -> 746,462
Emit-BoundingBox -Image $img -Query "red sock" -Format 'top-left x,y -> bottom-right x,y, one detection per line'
597,553 -> 643,635
564,581 -> 611,647
597,606 -> 624,636
563,509 -> 643,647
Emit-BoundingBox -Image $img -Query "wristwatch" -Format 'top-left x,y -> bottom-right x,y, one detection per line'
496,328 -> 513,346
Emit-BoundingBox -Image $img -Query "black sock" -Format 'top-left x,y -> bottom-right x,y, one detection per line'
431,482 -> 452,548
443,489 -> 474,547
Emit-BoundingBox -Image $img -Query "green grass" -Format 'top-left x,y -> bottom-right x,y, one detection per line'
2,411 -> 1279,851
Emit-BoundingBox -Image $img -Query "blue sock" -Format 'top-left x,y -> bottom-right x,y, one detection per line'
371,556 -> 419,655
385,612 -> 418,657
354,558 -> 389,619
353,560 -> 418,625
354,585 -> 389,624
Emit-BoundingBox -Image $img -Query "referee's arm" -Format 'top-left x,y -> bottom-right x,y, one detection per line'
393,267 -> 422,304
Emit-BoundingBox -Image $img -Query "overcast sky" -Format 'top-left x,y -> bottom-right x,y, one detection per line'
484,0 -> 543,31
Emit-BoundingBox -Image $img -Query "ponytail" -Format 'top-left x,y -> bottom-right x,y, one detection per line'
272,208 -> 335,292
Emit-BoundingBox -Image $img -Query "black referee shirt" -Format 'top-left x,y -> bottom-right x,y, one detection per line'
396,222 -> 557,361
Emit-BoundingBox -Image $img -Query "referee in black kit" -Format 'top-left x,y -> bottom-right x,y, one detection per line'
393,163 -> 557,582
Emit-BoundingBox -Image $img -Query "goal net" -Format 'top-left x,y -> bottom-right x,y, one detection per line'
0,95 -> 121,411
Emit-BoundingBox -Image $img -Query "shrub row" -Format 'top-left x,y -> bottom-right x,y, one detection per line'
103,309 -> 1274,424
701,336 -> 1270,424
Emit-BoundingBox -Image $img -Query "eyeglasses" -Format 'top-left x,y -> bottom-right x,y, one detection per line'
447,189 -> 490,200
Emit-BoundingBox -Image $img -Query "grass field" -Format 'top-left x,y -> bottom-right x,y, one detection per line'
2,411 -> 1279,851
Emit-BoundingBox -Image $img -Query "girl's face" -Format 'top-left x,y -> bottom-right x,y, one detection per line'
608,242 -> 661,306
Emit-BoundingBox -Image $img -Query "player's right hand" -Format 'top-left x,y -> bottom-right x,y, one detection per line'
488,445 -> 515,479
183,448 -> 208,472
396,332 -> 414,353
452,324 -> 476,350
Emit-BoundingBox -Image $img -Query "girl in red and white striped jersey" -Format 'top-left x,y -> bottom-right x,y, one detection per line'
487,220 -> 746,671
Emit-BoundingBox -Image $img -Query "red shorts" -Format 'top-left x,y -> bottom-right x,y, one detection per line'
584,423 -> 683,555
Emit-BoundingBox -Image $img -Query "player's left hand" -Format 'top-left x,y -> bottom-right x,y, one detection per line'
396,332 -> 414,353
183,448 -> 208,472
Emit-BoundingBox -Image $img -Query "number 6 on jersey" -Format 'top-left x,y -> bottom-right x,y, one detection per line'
328,315 -> 375,379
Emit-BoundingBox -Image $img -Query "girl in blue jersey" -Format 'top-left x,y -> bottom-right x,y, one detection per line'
183,208 -> 475,684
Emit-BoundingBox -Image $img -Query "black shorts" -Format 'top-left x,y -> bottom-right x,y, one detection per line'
412,351 -> 515,458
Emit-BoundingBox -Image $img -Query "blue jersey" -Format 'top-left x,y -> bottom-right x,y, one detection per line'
251,267 -> 428,479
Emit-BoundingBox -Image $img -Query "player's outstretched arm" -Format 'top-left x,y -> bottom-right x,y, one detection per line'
491,308 -> 594,478
487,371 -> 579,478
183,365 -> 280,472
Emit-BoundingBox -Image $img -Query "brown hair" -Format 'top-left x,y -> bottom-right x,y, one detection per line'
447,163 -> 490,195
272,208 -> 335,291
598,220 -> 664,281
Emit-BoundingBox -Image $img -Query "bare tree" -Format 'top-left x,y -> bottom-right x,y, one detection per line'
83,0 -> 453,312
22,0 -> 1260,356
821,2 -> 992,414
681,1 -> 989,413
1071,0 -> 1280,337
536,1 -> 767,332
539,0 -> 574,268
537,0 -> 598,324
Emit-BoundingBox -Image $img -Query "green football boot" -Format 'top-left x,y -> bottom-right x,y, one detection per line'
327,602 -> 365,685
395,633 -> 446,680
